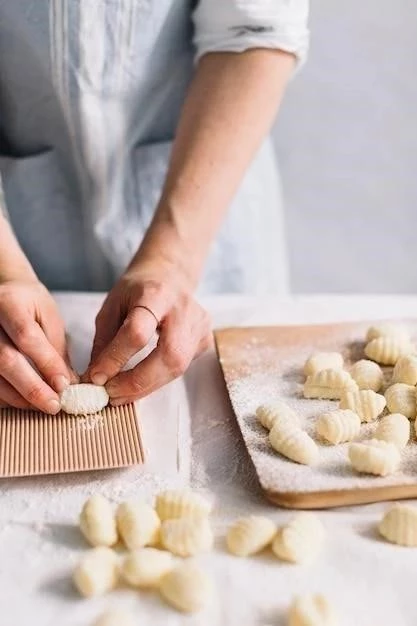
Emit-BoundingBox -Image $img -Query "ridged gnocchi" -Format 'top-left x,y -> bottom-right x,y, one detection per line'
73,547 -> 119,597
379,504 -> 417,546
364,336 -> 413,365
350,359 -> 383,392
269,426 -> 319,465
339,389 -> 386,423
303,352 -> 344,376
385,383 -> 416,419
122,548 -> 173,588
79,495 -> 118,548
304,368 -> 357,400
159,562 -> 213,613
272,513 -> 324,564
315,409 -> 360,444
116,501 -> 160,550
256,401 -> 299,431
348,439 -> 401,476
375,413 -> 410,449
93,610 -> 136,626
226,515 -> 276,557
392,355 -> 417,386
366,323 -> 410,343
60,383 -> 109,415
160,517 -> 213,557
288,594 -> 337,626
155,490 -> 212,521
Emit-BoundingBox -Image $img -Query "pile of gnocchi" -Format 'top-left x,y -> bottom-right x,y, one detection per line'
257,322 -> 417,477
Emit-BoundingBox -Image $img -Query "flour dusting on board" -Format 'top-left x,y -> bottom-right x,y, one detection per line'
217,321 -> 417,497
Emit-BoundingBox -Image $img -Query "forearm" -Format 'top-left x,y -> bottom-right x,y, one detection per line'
0,215 -> 37,282
130,49 -> 294,287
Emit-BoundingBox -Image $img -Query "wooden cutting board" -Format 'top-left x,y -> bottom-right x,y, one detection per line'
214,320 -> 417,509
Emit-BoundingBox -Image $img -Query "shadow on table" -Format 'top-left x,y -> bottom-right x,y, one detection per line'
39,572 -> 79,602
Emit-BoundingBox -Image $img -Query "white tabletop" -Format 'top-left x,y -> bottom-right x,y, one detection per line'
2,293 -> 417,626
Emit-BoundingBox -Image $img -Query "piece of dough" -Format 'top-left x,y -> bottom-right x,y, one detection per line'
79,495 -> 118,547
256,401 -> 299,431
392,355 -> 417,386
116,501 -> 160,550
303,352 -> 344,376
288,594 -> 337,626
121,548 -> 173,588
366,323 -> 410,343
159,562 -> 213,613
348,439 -> 401,476
73,547 -> 119,597
269,426 -> 319,465
374,413 -> 410,449
364,337 -> 413,365
350,359 -> 384,392
155,490 -> 211,521
272,513 -> 324,564
160,517 -> 213,557
303,368 -> 357,400
92,610 -> 136,626
385,383 -> 416,419
339,389 -> 386,423
226,515 -> 276,557
316,409 -> 360,445
60,383 -> 109,415
379,504 -> 417,546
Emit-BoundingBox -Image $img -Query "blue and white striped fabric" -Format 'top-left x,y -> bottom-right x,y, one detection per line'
0,0 -> 309,294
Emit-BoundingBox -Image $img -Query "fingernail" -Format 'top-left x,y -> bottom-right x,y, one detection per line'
91,372 -> 108,385
47,399 -> 61,414
52,375 -> 70,393
110,398 -> 129,407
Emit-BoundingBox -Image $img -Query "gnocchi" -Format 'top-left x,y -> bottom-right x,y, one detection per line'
159,562 -> 213,613
385,383 -> 416,419
93,610 -> 136,626
73,547 -> 119,598
379,504 -> 417,547
375,413 -> 410,449
392,355 -> 417,386
288,594 -> 337,626
60,383 -> 109,415
155,490 -> 212,521
79,495 -> 118,548
303,368 -> 357,400
160,517 -> 213,557
339,389 -> 386,423
116,501 -> 160,550
350,359 -> 383,392
364,336 -> 413,365
272,513 -> 324,564
256,401 -> 299,431
122,548 -> 173,588
269,426 -> 319,465
316,409 -> 360,444
303,352 -> 344,376
366,323 -> 410,343
348,439 -> 401,476
226,515 -> 276,557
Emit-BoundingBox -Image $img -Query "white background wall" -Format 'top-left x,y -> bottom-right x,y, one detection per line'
273,0 -> 417,293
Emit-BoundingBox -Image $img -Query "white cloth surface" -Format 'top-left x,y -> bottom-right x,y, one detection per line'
2,293 -> 417,625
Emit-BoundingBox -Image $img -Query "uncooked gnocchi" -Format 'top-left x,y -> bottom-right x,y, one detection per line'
316,409 -> 360,444
160,517 -> 213,557
375,413 -> 410,449
379,504 -> 417,546
348,439 -> 401,476
339,389 -> 386,423
116,501 -> 160,550
303,368 -> 357,400
79,495 -> 118,547
93,609 -> 136,626
159,562 -> 213,613
60,383 -> 109,415
350,359 -> 383,392
73,547 -> 119,597
303,352 -> 343,376
226,515 -> 276,557
272,513 -> 324,564
122,548 -> 173,588
288,594 -> 337,626
256,401 -> 299,431
392,355 -> 417,386
364,336 -> 413,365
155,490 -> 212,521
385,383 -> 416,419
366,323 -> 410,343
269,426 -> 319,465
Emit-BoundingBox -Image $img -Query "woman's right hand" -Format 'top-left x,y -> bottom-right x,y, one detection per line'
0,279 -> 77,413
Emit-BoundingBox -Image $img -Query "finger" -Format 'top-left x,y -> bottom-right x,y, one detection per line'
88,306 -> 159,386
39,304 -> 79,383
0,329 -> 61,414
90,297 -> 122,364
0,376 -> 32,409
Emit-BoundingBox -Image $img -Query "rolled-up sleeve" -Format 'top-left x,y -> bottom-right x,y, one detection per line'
193,0 -> 309,66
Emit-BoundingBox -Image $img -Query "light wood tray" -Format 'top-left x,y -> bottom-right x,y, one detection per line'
214,321 -> 417,509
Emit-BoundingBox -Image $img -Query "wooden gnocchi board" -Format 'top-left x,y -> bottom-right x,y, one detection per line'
214,321 -> 417,509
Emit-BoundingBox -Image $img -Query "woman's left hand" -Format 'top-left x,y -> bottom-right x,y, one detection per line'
84,262 -> 212,404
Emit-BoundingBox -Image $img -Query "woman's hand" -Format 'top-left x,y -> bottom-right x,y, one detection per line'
0,280 -> 77,412
85,262 -> 212,404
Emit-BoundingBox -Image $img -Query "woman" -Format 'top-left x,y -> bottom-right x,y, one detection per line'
0,1 -> 309,413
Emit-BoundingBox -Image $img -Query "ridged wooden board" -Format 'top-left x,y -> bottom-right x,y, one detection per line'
0,403 -> 143,477
214,320 -> 417,509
